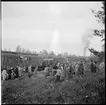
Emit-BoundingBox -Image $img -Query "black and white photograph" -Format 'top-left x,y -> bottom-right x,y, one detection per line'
1,1 -> 105,104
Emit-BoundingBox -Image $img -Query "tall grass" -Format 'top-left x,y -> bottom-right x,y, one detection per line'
2,70 -> 105,104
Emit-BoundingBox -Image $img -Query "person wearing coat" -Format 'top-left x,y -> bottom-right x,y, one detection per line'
18,66 -> 22,77
99,61 -> 105,71
11,69 -> 15,79
65,65 -> 70,82
33,66 -> 38,77
78,61 -> 84,76
7,66 -> 12,79
74,62 -> 79,75
59,64 -> 64,81
14,66 -> 19,78
2,68 -> 8,80
90,60 -> 97,73
55,68 -> 62,82
45,66 -> 50,78
93,61 -> 97,73
28,65 -> 33,78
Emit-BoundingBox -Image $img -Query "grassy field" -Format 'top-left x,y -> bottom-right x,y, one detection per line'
1,70 -> 105,104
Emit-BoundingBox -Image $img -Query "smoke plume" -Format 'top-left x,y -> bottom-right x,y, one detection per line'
82,28 -> 94,56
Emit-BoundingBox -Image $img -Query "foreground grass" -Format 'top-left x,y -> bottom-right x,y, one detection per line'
2,70 -> 105,104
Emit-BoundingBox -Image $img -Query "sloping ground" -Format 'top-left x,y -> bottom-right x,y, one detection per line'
2,70 -> 105,104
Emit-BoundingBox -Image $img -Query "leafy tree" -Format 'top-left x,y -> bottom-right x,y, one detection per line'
89,2 -> 105,62
92,2 -> 104,43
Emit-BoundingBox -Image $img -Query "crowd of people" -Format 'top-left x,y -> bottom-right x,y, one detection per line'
1,59 -> 105,82
44,60 -> 85,83
1,65 -> 37,81
44,59 -> 105,83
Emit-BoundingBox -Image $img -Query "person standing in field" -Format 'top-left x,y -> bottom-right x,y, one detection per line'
65,65 -> 70,82
99,60 -> 105,72
90,60 -> 97,73
7,66 -> 12,80
90,60 -> 94,73
78,61 -> 84,76
45,66 -> 50,78
33,66 -> 38,77
72,62 -> 76,70
93,61 -> 97,73
57,62 -> 60,68
14,66 -> 19,78
59,64 -> 64,81
68,64 -> 74,79
48,65 -> 53,76
74,62 -> 79,76
11,69 -> 15,79
2,68 -> 8,80
55,67 -> 62,83
83,61 -> 86,74
28,65 -> 33,78
18,66 -> 22,77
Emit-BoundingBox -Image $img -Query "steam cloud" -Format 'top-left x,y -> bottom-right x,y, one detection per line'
82,28 -> 94,56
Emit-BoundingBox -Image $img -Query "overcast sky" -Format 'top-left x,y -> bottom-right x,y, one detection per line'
2,2 -> 103,56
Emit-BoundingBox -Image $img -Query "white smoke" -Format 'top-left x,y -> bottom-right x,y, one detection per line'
50,29 -> 61,54
82,28 -> 94,56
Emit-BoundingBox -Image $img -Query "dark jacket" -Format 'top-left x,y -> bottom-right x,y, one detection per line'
91,62 -> 96,73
